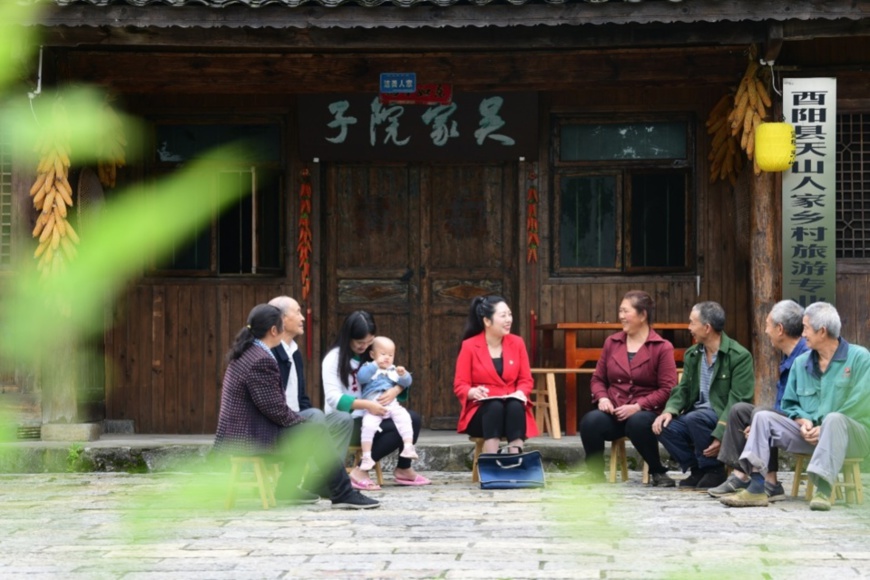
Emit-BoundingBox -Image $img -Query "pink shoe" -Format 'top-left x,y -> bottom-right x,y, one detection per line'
399,444 -> 418,460
394,474 -> 431,486
359,456 -> 375,471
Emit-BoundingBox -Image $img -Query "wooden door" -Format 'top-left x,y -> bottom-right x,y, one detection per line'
324,163 -> 517,429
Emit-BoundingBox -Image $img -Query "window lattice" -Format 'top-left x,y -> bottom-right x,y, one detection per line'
836,113 -> 870,259
0,120 -> 12,268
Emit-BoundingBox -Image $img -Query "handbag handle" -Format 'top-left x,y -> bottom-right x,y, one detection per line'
495,458 -> 523,469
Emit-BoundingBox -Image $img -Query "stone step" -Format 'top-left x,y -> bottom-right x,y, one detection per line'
1,430 -> 866,474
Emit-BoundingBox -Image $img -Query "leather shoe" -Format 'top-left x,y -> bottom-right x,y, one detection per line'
650,472 -> 676,488
696,466 -> 727,490
679,469 -> 702,489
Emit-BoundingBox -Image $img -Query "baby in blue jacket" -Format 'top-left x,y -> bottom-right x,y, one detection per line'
357,336 -> 417,470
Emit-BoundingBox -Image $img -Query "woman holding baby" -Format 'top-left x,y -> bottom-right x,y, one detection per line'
322,310 -> 430,490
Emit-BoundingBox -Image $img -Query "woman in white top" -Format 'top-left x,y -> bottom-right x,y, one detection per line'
323,310 -> 430,490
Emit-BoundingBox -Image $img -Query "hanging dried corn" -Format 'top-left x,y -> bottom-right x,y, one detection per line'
96,96 -> 126,189
30,97 -> 78,275
526,167 -> 539,263
297,167 -> 313,300
707,44 -> 773,183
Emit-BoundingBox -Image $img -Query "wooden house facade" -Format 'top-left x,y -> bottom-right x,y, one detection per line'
4,0 -> 870,434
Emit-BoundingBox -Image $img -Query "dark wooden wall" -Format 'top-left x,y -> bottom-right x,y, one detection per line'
31,39 -> 870,434
105,281 -> 289,433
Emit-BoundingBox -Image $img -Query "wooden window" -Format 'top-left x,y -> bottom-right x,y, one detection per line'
552,117 -> 694,274
149,123 -> 284,276
0,119 -> 11,269
836,112 -> 870,260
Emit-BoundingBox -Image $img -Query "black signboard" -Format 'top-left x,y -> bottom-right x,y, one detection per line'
297,92 -> 538,162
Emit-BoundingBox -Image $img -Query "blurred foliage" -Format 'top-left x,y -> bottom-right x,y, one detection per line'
0,2 -> 250,439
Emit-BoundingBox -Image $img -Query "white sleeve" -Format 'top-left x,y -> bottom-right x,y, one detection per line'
321,348 -> 347,414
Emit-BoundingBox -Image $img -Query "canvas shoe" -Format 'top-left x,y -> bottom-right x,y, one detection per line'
275,487 -> 320,505
809,491 -> 832,511
719,488 -> 769,507
331,491 -> 381,510
765,481 -> 787,502
707,473 -> 750,498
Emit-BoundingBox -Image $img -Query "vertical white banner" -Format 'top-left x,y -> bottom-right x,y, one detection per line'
782,78 -> 837,306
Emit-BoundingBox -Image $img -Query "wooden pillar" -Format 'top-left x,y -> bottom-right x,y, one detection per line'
749,169 -> 779,407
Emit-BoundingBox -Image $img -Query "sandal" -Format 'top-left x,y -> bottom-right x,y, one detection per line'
350,477 -> 381,491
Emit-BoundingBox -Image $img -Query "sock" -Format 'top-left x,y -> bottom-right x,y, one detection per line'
816,479 -> 832,497
746,472 -> 765,494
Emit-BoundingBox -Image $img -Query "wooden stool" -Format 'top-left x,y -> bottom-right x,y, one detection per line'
609,437 -> 649,484
348,446 -> 384,487
226,456 -> 281,510
791,453 -> 864,504
530,371 -> 562,439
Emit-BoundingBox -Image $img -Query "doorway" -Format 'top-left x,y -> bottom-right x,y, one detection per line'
324,163 -> 518,428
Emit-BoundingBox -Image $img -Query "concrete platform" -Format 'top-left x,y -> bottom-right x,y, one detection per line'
4,430 -> 865,475
0,430 -> 587,474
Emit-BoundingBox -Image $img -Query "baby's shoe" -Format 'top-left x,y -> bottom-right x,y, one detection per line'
359,455 -> 376,471
399,444 -> 418,460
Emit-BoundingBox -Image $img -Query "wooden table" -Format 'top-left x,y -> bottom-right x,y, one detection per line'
538,322 -> 690,436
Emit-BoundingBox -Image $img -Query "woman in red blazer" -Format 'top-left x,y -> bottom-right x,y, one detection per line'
454,295 -> 538,454
579,290 -> 678,486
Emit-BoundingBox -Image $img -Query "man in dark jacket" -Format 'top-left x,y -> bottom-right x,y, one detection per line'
652,301 -> 755,490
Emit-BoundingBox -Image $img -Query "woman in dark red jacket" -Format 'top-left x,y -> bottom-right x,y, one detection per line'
579,290 -> 678,486
454,295 -> 538,454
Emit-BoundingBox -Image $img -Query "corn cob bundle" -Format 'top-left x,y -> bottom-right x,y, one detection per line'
30,99 -> 79,274
96,99 -> 126,188
727,55 -> 773,175
706,93 -> 743,186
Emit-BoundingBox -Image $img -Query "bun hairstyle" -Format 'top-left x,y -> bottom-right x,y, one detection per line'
226,303 -> 283,362
461,294 -> 507,343
623,290 -> 655,326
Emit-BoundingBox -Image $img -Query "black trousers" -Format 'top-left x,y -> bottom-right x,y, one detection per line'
579,409 -> 667,475
463,398 -> 527,442
272,420 -> 355,502
350,410 -> 422,469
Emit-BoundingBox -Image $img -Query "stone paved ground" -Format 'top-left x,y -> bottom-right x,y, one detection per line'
1,470 -> 869,579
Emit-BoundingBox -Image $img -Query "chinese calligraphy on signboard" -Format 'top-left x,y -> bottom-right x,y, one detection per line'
297,93 -> 538,162
782,78 -> 837,307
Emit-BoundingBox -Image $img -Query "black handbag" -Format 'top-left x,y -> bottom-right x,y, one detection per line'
478,448 -> 546,489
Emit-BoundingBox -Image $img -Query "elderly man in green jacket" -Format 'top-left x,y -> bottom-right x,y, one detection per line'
721,302 -> 870,510
652,301 -> 755,490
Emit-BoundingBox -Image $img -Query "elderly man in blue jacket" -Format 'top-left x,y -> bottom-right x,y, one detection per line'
721,302 -> 870,510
